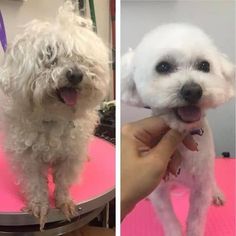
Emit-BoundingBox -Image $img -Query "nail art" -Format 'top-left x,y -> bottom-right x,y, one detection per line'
177,167 -> 181,175
163,173 -> 170,182
190,128 -> 204,136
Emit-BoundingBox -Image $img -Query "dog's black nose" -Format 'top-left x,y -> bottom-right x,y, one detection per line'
66,69 -> 83,85
180,82 -> 203,104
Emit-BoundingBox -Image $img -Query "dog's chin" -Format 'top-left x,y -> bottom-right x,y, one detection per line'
153,105 -> 205,132
173,105 -> 202,124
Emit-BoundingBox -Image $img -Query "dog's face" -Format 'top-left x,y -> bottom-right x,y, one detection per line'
0,2 -> 109,120
122,24 -> 235,130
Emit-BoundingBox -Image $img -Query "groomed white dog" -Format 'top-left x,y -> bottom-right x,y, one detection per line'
121,23 -> 235,236
0,2 -> 109,229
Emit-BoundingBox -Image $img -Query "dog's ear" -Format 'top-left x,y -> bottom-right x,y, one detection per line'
0,36 -> 31,96
220,53 -> 235,98
121,49 -> 144,106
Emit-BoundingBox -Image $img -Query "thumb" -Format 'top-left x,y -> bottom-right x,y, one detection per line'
148,129 -> 185,164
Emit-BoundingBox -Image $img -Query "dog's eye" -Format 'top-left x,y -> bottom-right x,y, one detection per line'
197,60 -> 210,73
51,58 -> 58,66
46,46 -> 57,66
46,46 -> 53,59
155,61 -> 173,74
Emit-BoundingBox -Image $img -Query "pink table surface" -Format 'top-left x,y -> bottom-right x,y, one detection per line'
122,158 -> 235,236
0,137 -> 115,213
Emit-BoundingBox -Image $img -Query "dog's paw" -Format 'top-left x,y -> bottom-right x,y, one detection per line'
56,199 -> 78,220
22,202 -> 49,231
212,190 -> 225,206
164,225 -> 182,236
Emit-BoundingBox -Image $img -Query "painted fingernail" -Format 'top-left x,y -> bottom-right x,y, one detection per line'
177,167 -> 181,175
163,173 -> 170,182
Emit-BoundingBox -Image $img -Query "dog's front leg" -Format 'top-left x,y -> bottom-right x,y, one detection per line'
20,158 -> 49,230
186,183 -> 211,236
149,184 -> 183,236
53,157 -> 82,220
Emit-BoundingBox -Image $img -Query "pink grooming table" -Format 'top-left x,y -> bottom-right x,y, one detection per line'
122,158 -> 235,236
0,137 -> 115,228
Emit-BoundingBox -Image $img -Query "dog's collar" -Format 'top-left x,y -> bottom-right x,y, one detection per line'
42,120 -> 75,128
42,120 -> 56,124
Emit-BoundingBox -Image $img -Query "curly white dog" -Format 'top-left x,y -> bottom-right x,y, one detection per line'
122,23 -> 235,236
0,2 -> 109,229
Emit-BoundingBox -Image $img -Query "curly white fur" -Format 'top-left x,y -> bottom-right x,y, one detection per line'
122,23 -> 235,236
0,1 -> 109,229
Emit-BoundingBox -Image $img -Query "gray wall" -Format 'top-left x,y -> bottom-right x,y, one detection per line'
121,0 -> 235,156
0,0 -> 111,54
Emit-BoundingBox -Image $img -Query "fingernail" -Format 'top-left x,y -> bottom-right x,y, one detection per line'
163,173 -> 170,182
196,144 -> 199,152
176,167 -> 181,175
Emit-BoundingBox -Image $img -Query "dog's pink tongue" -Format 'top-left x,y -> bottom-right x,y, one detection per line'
59,88 -> 78,107
176,106 -> 201,123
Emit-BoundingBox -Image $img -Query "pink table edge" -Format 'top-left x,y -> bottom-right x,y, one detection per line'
0,137 -> 115,226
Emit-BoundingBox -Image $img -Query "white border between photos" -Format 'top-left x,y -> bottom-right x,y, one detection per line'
115,0 -> 121,235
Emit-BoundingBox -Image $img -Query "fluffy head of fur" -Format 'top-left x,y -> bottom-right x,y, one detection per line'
0,1 -> 109,121
121,23 -> 235,130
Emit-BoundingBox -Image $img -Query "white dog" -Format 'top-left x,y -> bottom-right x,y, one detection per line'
121,23 -> 235,236
0,2 -> 109,229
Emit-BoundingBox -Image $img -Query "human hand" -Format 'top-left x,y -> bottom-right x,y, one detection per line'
121,116 -> 196,219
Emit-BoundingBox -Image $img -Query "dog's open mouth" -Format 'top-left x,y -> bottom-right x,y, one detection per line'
56,87 -> 79,107
174,106 -> 201,123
